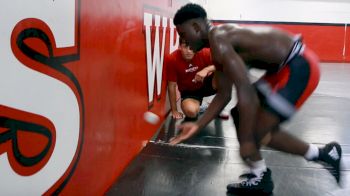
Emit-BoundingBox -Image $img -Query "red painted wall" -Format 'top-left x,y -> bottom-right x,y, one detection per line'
59,0 -> 183,195
345,25 -> 350,62
215,21 -> 350,62
2,0 -> 183,194
271,24 -> 349,62
59,0 -> 179,195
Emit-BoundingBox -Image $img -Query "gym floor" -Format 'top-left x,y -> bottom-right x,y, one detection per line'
108,63 -> 350,196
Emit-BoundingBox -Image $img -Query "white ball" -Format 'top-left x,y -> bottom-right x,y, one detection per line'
143,111 -> 160,124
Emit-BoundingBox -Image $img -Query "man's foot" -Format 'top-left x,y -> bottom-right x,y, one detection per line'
199,102 -> 209,114
199,102 -> 229,120
227,168 -> 274,195
316,142 -> 342,184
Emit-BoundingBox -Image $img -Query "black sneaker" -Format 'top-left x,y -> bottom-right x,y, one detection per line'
316,142 -> 342,184
227,168 -> 274,195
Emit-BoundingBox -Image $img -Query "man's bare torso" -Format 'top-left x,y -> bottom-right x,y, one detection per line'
210,24 -> 295,71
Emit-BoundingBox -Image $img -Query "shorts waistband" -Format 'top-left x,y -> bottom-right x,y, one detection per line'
280,35 -> 305,68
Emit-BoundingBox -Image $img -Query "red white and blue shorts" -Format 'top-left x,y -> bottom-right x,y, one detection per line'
255,41 -> 320,121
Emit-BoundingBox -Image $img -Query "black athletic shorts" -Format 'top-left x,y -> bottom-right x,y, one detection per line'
180,76 -> 216,105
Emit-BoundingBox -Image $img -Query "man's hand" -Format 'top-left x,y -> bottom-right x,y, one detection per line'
169,122 -> 199,145
171,110 -> 184,119
193,68 -> 209,83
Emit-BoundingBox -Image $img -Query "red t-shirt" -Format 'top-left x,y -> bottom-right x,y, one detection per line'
166,48 -> 212,92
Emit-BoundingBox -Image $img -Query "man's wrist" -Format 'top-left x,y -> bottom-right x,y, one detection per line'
196,121 -> 203,130
203,67 -> 209,74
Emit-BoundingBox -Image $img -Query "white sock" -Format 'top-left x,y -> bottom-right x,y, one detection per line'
304,144 -> 319,161
250,159 -> 267,176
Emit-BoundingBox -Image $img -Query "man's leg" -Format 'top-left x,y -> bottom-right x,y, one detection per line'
201,72 -> 230,119
255,71 -> 342,184
229,49 -> 341,194
254,48 -> 331,163
228,106 -> 342,194
181,98 -> 201,121
266,128 -> 342,183
227,106 -> 276,194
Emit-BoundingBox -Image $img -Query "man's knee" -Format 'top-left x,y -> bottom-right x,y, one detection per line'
181,100 -> 200,117
183,109 -> 198,118
260,132 -> 272,146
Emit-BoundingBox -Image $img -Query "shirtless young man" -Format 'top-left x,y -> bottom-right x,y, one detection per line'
170,3 -> 342,194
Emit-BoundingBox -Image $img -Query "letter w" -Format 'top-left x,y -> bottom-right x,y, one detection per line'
144,13 -> 167,104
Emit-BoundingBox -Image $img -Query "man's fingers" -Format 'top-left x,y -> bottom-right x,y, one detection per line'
172,112 -> 184,119
193,75 -> 203,83
178,113 -> 184,119
169,136 -> 182,145
177,124 -> 185,130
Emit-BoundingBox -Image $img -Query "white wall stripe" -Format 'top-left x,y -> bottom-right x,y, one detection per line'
343,24 -> 348,58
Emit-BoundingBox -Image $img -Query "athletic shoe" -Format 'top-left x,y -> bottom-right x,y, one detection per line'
199,102 -> 229,120
227,168 -> 274,195
199,102 -> 209,114
316,142 -> 342,184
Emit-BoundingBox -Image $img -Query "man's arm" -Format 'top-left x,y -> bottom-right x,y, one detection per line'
169,71 -> 231,145
204,65 -> 216,74
168,81 -> 183,119
193,65 -> 216,83
196,30 -> 259,128
165,54 -> 183,119
170,32 -> 259,150
192,33 -> 259,158
212,35 -> 260,159
196,71 -> 231,129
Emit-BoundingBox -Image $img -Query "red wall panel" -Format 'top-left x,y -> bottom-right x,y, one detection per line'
215,21 -> 349,62
345,25 -> 350,62
2,0 -> 183,194
60,0 -> 182,195
271,24 -> 347,62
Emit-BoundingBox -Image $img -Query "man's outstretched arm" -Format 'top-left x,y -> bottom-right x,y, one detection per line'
169,71 -> 231,145
168,81 -> 183,119
213,35 -> 260,160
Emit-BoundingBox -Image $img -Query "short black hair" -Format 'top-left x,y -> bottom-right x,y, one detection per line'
179,37 -> 189,46
179,37 -> 186,44
173,3 -> 207,25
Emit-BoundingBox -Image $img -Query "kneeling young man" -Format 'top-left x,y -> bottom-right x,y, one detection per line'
166,38 -> 226,121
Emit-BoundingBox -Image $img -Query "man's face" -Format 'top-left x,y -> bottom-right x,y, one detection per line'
176,20 -> 204,52
179,42 -> 194,61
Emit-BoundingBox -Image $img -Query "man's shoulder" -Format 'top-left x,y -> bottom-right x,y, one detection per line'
210,24 -> 240,40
